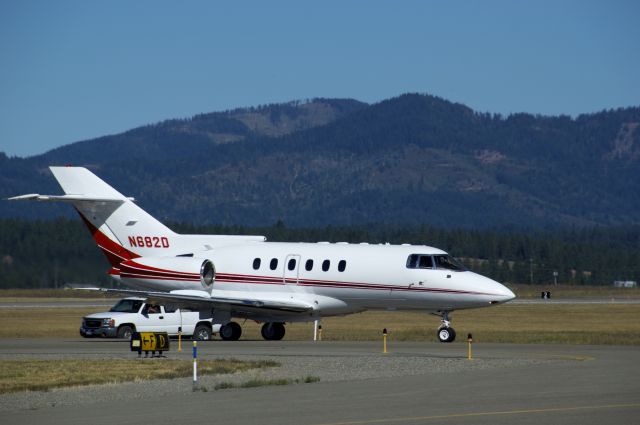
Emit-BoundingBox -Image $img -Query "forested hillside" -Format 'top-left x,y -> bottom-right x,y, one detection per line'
1,218 -> 638,288
1,94 -> 639,228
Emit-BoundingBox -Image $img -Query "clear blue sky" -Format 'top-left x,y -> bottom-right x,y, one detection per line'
1,1 -> 639,157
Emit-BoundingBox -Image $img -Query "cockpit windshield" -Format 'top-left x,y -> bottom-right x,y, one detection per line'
433,255 -> 467,271
406,254 -> 467,271
109,299 -> 143,313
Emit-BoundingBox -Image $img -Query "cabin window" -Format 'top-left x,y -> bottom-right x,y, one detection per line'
406,254 -> 434,269
419,255 -> 433,269
338,260 -> 346,272
305,259 -> 314,271
433,255 -> 467,271
270,258 -> 278,270
252,258 -> 261,270
288,258 -> 297,271
322,259 -> 330,272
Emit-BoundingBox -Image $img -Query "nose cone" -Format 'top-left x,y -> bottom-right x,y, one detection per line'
501,285 -> 516,302
491,281 -> 516,303
470,273 -> 515,304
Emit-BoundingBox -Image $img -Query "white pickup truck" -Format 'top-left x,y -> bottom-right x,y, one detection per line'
80,297 -> 220,340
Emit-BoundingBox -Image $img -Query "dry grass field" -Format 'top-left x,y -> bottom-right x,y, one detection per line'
1,303 -> 638,345
1,286 -> 639,344
282,304 -> 640,345
0,359 -> 278,394
0,308 -> 105,338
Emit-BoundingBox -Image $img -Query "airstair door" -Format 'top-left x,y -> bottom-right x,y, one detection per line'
283,254 -> 301,285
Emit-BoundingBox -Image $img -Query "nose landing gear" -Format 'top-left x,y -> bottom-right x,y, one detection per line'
436,311 -> 456,343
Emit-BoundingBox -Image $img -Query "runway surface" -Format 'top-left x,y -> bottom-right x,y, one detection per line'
1,339 -> 638,425
0,300 -> 115,309
510,298 -> 640,304
2,297 -> 639,309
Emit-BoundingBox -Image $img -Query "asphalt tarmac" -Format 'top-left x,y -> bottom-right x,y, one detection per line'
3,297 -> 639,309
1,339 -> 638,425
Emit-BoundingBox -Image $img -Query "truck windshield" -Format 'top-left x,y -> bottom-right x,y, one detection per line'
110,299 -> 143,313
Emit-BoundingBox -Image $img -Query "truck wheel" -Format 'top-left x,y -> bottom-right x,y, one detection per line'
117,325 -> 134,339
193,324 -> 212,341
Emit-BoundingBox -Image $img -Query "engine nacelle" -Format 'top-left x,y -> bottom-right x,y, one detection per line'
118,256 -> 215,293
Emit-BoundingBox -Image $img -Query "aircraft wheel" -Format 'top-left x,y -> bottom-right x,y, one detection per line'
220,321 -> 242,341
261,323 -> 275,340
261,322 -> 286,340
437,327 -> 456,343
274,323 -> 285,340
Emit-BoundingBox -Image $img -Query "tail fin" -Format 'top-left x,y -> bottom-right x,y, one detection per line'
10,166 -> 176,267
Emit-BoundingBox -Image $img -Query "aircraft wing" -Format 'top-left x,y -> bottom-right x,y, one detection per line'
80,287 -> 314,316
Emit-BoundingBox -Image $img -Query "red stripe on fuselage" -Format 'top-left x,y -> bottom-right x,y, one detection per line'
119,268 -> 498,296
119,268 -> 199,281
120,260 -> 199,277
76,210 -> 139,267
214,273 -> 497,296
120,272 -> 200,282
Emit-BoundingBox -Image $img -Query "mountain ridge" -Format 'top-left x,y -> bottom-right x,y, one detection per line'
1,93 -> 639,229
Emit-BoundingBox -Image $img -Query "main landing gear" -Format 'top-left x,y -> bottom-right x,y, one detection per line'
218,321 -> 287,341
220,321 -> 242,341
436,311 -> 456,343
261,322 -> 286,341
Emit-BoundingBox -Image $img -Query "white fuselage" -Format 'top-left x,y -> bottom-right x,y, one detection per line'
118,240 -> 514,322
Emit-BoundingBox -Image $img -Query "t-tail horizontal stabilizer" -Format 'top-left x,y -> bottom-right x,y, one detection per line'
7,194 -> 130,203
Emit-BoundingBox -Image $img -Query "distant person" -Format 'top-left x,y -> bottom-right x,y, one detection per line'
147,305 -> 160,314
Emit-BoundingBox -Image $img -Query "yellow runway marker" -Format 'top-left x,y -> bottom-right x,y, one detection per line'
382,328 -> 388,354
314,402 -> 640,425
